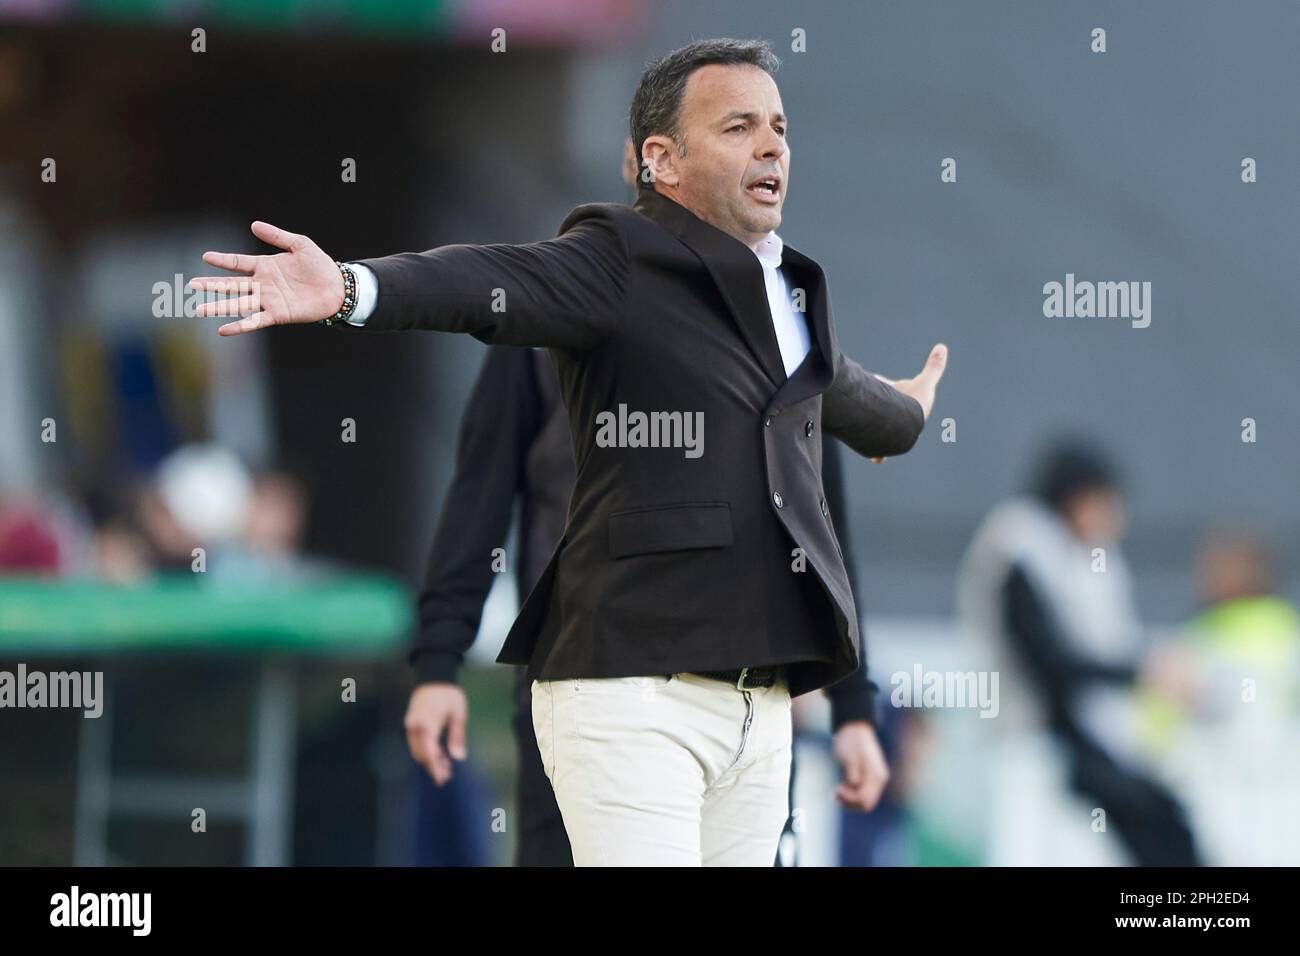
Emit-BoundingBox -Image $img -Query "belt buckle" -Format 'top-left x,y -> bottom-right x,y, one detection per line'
736,666 -> 760,691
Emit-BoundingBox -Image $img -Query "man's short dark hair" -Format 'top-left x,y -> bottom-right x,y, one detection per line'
628,38 -> 781,192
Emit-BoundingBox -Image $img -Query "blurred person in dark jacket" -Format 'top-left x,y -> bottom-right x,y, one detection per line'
958,439 -> 1199,866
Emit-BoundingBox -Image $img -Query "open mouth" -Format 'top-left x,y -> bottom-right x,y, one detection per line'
746,177 -> 781,202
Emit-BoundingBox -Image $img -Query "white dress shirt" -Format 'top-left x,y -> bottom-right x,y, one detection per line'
344,231 -> 812,379
753,231 -> 812,377
344,261 -> 379,326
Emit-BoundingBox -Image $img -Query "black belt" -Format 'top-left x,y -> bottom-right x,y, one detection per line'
690,665 -> 782,690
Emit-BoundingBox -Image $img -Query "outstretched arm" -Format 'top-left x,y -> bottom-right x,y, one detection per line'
823,343 -> 947,461
190,208 -> 629,352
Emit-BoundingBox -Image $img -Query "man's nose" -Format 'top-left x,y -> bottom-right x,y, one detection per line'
756,125 -> 786,160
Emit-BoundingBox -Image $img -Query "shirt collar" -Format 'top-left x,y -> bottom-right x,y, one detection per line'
753,231 -> 783,271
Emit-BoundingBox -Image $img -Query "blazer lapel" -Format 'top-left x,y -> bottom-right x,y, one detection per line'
632,189 -> 788,391
771,242 -> 836,409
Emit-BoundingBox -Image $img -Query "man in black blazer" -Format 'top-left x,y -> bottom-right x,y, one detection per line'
191,37 -> 947,865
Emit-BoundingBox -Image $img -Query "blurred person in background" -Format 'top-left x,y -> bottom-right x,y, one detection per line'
1141,528 -> 1300,743
81,478 -> 156,584
208,465 -> 334,585
1,478 -> 154,582
84,443 -> 330,585
1187,528 -> 1299,713
958,438 -> 1200,866
138,443 -> 250,576
0,495 -> 63,575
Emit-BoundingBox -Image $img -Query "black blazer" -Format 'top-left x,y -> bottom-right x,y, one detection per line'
353,188 -> 925,699
411,345 -> 881,726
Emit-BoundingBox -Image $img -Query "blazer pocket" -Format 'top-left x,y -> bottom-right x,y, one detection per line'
607,502 -> 733,559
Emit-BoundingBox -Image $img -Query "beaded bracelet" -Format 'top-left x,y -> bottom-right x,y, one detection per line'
320,261 -> 358,326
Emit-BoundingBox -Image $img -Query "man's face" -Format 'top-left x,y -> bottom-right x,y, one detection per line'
645,64 -> 789,249
1064,488 -> 1127,545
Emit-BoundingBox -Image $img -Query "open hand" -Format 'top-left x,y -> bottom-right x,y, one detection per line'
189,221 -> 344,335
870,342 -> 948,463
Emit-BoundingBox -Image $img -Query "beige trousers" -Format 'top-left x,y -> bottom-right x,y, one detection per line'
531,671 -> 793,866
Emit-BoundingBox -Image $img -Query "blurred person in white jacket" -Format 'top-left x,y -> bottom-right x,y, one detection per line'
957,439 -> 1199,866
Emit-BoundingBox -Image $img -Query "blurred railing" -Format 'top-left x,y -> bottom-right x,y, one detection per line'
0,574 -> 411,866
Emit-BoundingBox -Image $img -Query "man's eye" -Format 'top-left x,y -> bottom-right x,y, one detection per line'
775,127 -> 786,136
727,124 -> 745,133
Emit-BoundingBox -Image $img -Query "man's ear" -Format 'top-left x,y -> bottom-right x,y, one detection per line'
641,135 -> 680,188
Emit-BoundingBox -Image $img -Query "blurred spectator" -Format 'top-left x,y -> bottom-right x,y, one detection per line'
209,464 -> 334,585
243,470 -> 309,559
1191,528 -> 1299,676
0,487 -> 103,578
72,443 -> 330,585
154,443 -> 252,547
958,437 -> 1200,865
91,511 -> 154,584
0,497 -> 61,574
75,474 -> 154,583
1141,528 -> 1300,743
210,466 -> 333,585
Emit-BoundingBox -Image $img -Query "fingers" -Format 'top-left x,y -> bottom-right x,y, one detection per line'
406,724 -> 452,786
403,699 -> 466,787
201,250 -> 258,274
250,220 -> 302,252
217,312 -> 276,336
835,741 -> 872,808
190,276 -> 263,320
918,342 -> 948,384
189,276 -> 258,295
864,777 -> 885,808
445,710 -> 468,761
425,734 -> 452,786
835,767 -> 887,810
834,779 -> 884,811
840,752 -> 864,788
417,729 -> 450,786
196,219 -> 302,281
196,294 -> 261,319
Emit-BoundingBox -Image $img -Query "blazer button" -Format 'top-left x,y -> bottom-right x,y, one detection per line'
773,492 -> 784,509
805,419 -> 814,437
820,497 -> 828,516
764,417 -> 773,428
